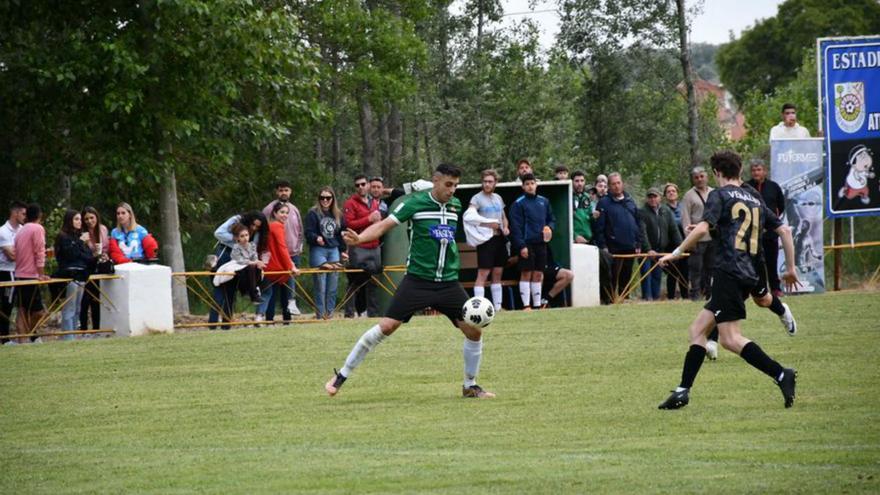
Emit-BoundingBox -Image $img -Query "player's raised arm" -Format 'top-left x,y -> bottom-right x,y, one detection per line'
342,216 -> 397,246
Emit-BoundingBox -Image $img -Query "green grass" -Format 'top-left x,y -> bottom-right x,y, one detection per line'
2,291 -> 879,494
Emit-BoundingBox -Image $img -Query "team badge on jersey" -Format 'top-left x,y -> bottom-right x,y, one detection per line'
429,224 -> 456,241
834,81 -> 865,134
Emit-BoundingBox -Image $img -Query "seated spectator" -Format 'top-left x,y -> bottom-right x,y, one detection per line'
638,188 -> 681,301
109,202 -> 158,264
258,201 -> 300,322
212,223 -> 265,307
306,187 -> 348,320
14,203 -> 48,342
209,211 -> 268,328
541,245 -> 574,308
53,209 -> 94,340
79,206 -> 109,331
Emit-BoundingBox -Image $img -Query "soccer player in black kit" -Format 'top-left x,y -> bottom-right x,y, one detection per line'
656,150 -> 801,410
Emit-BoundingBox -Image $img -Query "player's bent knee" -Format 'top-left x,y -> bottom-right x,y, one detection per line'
379,317 -> 402,335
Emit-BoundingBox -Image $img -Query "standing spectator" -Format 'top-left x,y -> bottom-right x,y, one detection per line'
14,203 -> 48,342
79,206 -> 109,331
681,166 -> 714,300
108,202 -> 159,264
516,159 -> 534,181
592,174 -> 611,303
554,165 -> 570,181
571,171 -> 592,244
663,183 -> 688,299
465,169 -> 509,311
639,188 -> 682,301
343,174 -> 382,318
0,201 -> 26,343
369,176 -> 389,218
209,211 -> 268,328
53,209 -> 94,340
595,172 -> 645,300
509,173 -> 555,310
263,180 -> 305,316
306,187 -> 348,320
259,201 -> 299,322
746,159 -> 786,297
769,103 -> 811,140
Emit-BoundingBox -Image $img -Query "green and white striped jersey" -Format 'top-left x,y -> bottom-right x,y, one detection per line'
389,191 -> 462,282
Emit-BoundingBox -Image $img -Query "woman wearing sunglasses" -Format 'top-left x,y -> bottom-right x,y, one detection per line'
305,187 -> 348,320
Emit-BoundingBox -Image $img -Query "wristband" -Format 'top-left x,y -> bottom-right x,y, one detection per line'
672,247 -> 682,258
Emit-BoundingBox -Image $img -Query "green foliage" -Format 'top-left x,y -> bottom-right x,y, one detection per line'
1,292 -> 878,492
716,0 -> 880,101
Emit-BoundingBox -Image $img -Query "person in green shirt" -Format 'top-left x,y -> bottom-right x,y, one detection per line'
571,170 -> 593,244
325,163 -> 495,399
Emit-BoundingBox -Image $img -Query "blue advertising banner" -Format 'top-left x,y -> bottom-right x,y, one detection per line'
818,36 -> 880,218
770,138 -> 825,294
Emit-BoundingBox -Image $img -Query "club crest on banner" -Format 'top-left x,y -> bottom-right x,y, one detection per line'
834,81 -> 866,134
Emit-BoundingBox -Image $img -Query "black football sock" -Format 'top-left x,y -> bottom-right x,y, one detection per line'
679,344 -> 707,389
739,341 -> 784,380
768,295 -> 785,316
708,326 -> 719,342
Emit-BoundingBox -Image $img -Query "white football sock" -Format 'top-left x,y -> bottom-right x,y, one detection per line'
340,325 -> 386,377
473,285 -> 485,299
490,283 -> 503,310
463,337 -> 482,388
530,282 -> 542,307
519,281 -> 531,307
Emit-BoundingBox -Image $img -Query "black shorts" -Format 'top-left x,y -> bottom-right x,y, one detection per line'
476,235 -> 508,269
751,255 -> 770,298
517,243 -> 548,272
385,274 -> 469,324
15,279 -> 45,313
542,264 -> 561,294
704,270 -> 753,324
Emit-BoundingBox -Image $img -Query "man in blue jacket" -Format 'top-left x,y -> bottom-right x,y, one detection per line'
509,173 -> 556,310
595,172 -> 645,301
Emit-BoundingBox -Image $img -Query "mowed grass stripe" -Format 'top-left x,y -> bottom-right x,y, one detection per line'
1,290 -> 878,493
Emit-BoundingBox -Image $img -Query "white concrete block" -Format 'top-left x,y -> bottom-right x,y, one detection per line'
570,243 -> 600,307
101,263 -> 174,336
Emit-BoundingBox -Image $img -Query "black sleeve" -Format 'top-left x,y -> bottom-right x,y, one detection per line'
702,190 -> 723,228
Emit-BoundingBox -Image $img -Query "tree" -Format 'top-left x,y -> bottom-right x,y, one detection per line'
716,0 -> 880,101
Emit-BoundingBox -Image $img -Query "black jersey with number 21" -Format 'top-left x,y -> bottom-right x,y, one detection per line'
702,184 -> 783,284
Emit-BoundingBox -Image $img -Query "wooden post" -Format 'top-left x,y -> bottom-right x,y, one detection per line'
834,218 -> 842,291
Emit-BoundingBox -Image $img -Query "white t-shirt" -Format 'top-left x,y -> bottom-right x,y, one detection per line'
0,221 -> 20,272
469,192 -> 505,223
769,122 -> 810,140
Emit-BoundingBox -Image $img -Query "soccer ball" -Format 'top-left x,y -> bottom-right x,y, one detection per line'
462,297 -> 495,328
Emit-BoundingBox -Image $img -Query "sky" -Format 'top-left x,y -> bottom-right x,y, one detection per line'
469,0 -> 786,49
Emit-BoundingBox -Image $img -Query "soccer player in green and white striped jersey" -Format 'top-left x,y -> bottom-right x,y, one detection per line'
325,163 -> 495,399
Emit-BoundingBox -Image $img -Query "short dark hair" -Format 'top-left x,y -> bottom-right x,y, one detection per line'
275,180 -> 291,189
369,176 -> 384,184
516,158 -> 531,168
554,164 -> 569,173
9,201 -> 26,212
520,172 -> 537,183
434,163 -> 461,178
25,203 -> 42,222
353,174 -> 368,184
781,103 -> 796,113
571,170 -> 586,180
710,150 -> 743,180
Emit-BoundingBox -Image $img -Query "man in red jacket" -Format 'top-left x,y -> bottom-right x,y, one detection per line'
343,174 -> 382,318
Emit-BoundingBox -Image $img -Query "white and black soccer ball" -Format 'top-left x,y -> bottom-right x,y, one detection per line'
462,296 -> 495,328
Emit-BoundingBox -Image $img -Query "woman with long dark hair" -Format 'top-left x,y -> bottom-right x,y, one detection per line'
257,201 -> 299,322
54,209 -> 94,340
79,206 -> 109,330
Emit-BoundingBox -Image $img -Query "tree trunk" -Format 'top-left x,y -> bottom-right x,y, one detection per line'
332,123 -> 341,177
411,112 -> 420,171
388,103 -> 402,185
422,118 -> 433,172
358,95 -> 376,175
159,165 -> 190,315
676,0 -> 699,170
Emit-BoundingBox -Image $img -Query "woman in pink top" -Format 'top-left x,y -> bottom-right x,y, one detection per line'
13,203 -> 48,341
80,206 -> 110,330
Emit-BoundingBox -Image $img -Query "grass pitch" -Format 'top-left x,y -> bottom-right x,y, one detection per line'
2,290 -> 879,493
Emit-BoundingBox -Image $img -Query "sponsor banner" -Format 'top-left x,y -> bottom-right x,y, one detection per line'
818,36 -> 880,217
771,138 -> 825,294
